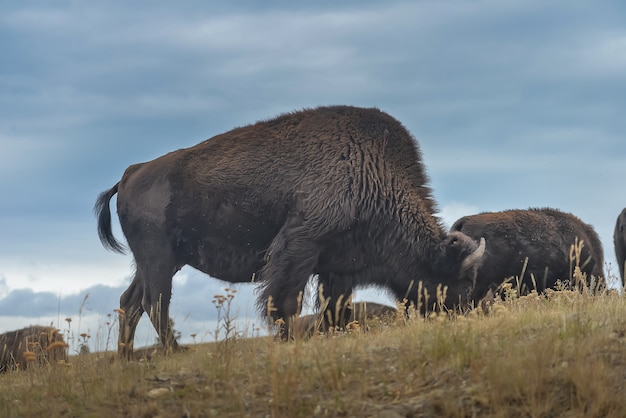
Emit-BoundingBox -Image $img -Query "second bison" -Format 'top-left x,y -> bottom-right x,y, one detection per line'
450,208 -> 605,301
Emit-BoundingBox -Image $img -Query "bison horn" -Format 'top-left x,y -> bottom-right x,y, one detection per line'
460,237 -> 485,273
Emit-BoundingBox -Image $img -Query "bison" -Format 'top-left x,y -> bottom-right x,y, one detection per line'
95,105 -> 485,358
450,208 -> 605,301
0,326 -> 67,372
614,208 -> 626,287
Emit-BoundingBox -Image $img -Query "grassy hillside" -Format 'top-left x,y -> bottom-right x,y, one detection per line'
2,280 -> 625,417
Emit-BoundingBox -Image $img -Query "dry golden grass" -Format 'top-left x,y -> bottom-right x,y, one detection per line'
1,283 -> 626,417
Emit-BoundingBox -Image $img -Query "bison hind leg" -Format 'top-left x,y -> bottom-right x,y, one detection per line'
118,273 -> 145,359
119,251 -> 180,359
141,270 -> 180,354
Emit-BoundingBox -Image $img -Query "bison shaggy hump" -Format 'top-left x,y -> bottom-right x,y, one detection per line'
451,208 -> 605,301
95,105 -> 485,358
0,326 -> 68,372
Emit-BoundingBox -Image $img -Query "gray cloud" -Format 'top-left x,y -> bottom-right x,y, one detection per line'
0,268 -> 262,349
0,269 -> 257,322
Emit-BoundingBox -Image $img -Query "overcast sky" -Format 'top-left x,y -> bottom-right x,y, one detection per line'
1,1 -> 625,352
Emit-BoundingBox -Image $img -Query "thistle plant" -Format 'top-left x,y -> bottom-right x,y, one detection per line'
211,288 -> 239,343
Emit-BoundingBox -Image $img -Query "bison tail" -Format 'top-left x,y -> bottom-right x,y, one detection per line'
94,182 -> 126,254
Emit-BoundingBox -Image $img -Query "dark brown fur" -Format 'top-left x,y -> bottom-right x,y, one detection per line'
450,208 -> 605,300
0,326 -> 67,372
95,105 -> 485,358
614,208 -> 626,287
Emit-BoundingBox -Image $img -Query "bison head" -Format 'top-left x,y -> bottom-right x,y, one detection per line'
431,232 -> 486,307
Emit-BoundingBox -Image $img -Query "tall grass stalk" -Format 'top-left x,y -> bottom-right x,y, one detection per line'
1,269 -> 624,417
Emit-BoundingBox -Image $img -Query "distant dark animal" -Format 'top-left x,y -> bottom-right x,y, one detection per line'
450,208 -> 605,301
95,105 -> 485,359
614,208 -> 626,287
294,301 -> 397,339
0,326 -> 67,372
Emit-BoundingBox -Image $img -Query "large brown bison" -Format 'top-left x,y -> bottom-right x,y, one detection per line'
450,208 -> 605,301
614,207 -> 626,287
95,105 -> 485,358
0,326 -> 67,372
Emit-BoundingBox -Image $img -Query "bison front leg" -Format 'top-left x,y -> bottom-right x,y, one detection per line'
258,221 -> 321,340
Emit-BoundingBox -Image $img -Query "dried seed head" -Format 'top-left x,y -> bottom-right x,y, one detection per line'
47,341 -> 69,351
